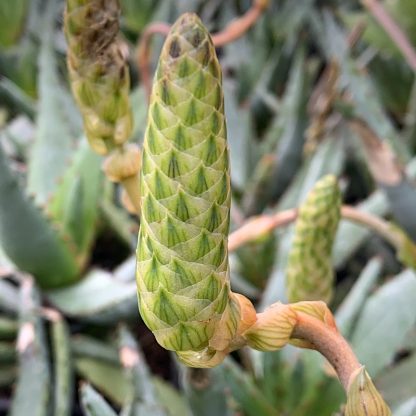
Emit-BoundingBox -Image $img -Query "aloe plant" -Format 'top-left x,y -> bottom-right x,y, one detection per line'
135,11 -> 390,413
1,0 -> 416,415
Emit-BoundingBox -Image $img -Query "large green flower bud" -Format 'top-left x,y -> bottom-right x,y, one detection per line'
136,13 -> 245,366
64,0 -> 133,155
286,175 -> 341,303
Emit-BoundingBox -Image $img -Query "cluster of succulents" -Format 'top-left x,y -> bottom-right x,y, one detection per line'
1,0 -> 416,415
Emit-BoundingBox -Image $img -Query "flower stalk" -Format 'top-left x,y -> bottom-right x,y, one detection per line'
227,205 -> 416,269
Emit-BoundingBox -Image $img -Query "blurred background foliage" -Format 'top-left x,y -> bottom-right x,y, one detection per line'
0,0 -> 416,415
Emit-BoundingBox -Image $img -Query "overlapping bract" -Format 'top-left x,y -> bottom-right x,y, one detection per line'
286,175 -> 341,303
345,367 -> 391,416
136,13 -> 241,361
64,0 -> 132,155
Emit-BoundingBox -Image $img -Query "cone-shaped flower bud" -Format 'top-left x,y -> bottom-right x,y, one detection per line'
64,0 -> 133,155
136,13 -> 242,366
286,175 -> 341,303
345,366 -> 391,416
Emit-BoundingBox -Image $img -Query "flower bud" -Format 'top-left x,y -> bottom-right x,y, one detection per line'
345,366 -> 391,416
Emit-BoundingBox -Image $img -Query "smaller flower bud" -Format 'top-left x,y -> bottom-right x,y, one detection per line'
286,175 -> 341,304
345,366 -> 391,416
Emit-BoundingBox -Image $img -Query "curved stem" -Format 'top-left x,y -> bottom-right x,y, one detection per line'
228,205 -> 400,252
228,209 -> 297,252
361,0 -> 416,71
292,311 -> 361,390
340,205 -> 400,247
136,1 -> 268,100
211,4 -> 264,47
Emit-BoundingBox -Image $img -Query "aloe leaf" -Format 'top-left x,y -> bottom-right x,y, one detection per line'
72,335 -> 120,365
51,316 -> 73,416
0,316 -> 18,340
317,12 -> 410,162
224,80 -> 255,191
0,143 -> 81,288
80,383 -> 118,416
256,48 -> 310,207
290,352 -> 344,416
100,196 -> 136,250
233,233 -> 277,289
351,270 -> 416,376
382,180 -> 416,242
0,0 -> 29,47
27,1 -> 77,204
47,140 -> 102,259
152,378 -> 191,416
218,358 -> 278,416
0,37 -> 38,99
0,341 -> 16,363
0,77 -> 36,119
0,364 -> 16,387
118,326 -> 169,416
181,367 -> 232,416
47,269 -> 137,323
76,356 -> 130,405
393,397 -> 416,416
120,0 -> 158,33
10,279 -> 51,416
333,157 -> 416,267
335,257 -> 383,337
0,279 -> 19,314
376,353 -> 416,410
333,191 -> 388,268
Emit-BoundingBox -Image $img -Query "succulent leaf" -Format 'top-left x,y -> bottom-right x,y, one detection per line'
64,0 -> 133,155
9,280 -> 51,416
0,0 -> 29,48
0,142 -> 81,288
80,383 -> 118,416
286,175 -> 341,303
136,13 -> 241,364
28,1 -> 77,204
48,141 -> 102,264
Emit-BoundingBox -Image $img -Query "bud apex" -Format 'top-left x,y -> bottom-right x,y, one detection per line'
345,366 -> 391,416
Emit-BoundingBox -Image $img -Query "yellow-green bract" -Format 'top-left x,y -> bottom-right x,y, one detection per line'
136,13 -> 241,363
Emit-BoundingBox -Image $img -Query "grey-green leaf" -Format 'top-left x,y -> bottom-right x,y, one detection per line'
80,383 -> 118,416
351,270 -> 416,376
0,142 -> 81,288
